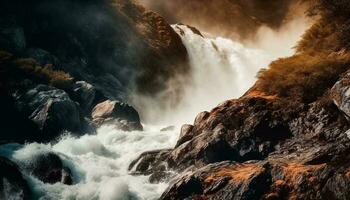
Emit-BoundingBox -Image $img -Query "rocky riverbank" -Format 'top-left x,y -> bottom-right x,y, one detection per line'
130,70 -> 350,199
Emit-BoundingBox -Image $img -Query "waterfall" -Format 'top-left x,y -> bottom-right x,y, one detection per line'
0,25 -> 296,200
133,25 -> 276,126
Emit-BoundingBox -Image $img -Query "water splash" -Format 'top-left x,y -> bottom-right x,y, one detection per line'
133,25 -> 276,126
0,24 -> 302,200
0,125 -> 178,200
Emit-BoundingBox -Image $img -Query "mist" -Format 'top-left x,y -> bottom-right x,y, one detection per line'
137,0 -> 302,39
132,0 -> 312,126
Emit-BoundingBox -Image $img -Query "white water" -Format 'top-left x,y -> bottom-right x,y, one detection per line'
0,25 -> 301,200
132,25 -> 279,126
0,125 -> 179,200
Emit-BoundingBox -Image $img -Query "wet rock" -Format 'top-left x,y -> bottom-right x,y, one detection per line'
161,161 -> 270,200
15,84 -> 87,141
92,100 -> 143,131
129,149 -> 171,175
332,70 -> 350,119
174,24 -> 204,37
72,81 -> 96,114
168,97 -> 292,170
149,171 -> 175,184
160,126 -> 176,132
0,156 -> 31,200
22,152 -> 73,185
194,111 -> 210,125
175,124 -> 194,147
129,149 -> 174,183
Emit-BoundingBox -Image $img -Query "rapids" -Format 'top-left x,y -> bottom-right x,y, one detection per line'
0,25 -> 300,200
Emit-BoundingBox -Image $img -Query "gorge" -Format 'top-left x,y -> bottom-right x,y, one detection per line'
1,0 -> 350,200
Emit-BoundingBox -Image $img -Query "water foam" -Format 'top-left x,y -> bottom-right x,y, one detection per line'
0,25 -> 300,200
0,125 -> 178,200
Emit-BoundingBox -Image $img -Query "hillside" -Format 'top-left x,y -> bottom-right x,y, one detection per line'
0,0 -> 189,143
130,1 -> 350,199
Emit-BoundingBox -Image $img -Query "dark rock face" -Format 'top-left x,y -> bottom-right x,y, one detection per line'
92,100 -> 143,131
130,96 -> 293,173
22,152 -> 73,185
0,86 -> 40,144
15,84 -> 89,141
0,0 -> 189,101
129,149 -> 172,183
129,71 -> 350,199
332,70 -> 350,118
174,124 -> 194,147
0,156 -> 31,200
71,81 -> 96,114
161,161 -> 270,200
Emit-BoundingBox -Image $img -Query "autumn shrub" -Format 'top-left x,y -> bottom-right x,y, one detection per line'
297,0 -> 350,52
0,51 -> 72,91
257,52 -> 350,104
255,0 -> 350,108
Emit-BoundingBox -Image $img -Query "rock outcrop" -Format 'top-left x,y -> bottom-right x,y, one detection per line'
0,156 -> 31,200
161,161 -> 270,200
131,69 -> 350,199
332,70 -> 350,119
0,0 -> 189,101
22,152 -> 73,185
15,84 -> 92,141
92,100 -> 143,131
71,81 -> 96,114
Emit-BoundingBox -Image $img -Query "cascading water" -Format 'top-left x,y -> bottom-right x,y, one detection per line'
133,25 -> 277,125
172,25 -> 275,121
0,25 -> 298,199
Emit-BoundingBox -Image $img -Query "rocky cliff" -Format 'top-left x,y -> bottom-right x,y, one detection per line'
129,1 -> 350,199
0,0 -> 189,100
130,70 -> 350,200
0,0 -> 189,143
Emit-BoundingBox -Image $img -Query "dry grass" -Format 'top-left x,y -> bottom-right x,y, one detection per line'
204,164 -> 264,184
281,163 -> 326,183
0,51 -> 72,90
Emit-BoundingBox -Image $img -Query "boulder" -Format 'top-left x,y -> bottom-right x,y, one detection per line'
175,124 -> 194,147
92,100 -> 143,131
72,81 -> 96,114
131,96 -> 293,177
15,84 -> 90,141
22,152 -> 73,185
129,149 -> 172,183
0,156 -> 31,200
168,97 -> 292,170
